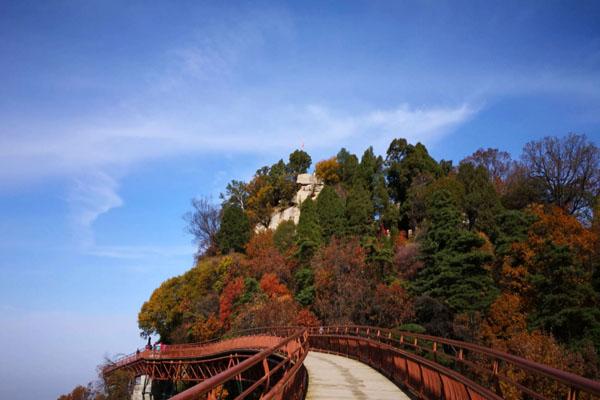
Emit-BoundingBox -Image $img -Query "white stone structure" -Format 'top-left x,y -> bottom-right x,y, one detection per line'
256,173 -> 323,232
131,375 -> 152,400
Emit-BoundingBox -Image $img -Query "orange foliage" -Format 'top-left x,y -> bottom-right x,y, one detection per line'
372,281 -> 414,327
244,231 -> 291,283
481,293 -> 527,344
231,296 -> 300,330
528,204 -> 595,258
498,244 -> 531,293
296,308 -> 320,327
245,174 -> 273,227
498,204 -> 596,294
480,293 -> 596,399
259,273 -> 290,298
57,386 -> 93,400
219,277 -> 244,325
498,330 -> 588,400
208,386 -> 229,400
394,230 -> 408,246
315,157 -> 340,185
191,313 -> 223,342
313,238 -> 370,323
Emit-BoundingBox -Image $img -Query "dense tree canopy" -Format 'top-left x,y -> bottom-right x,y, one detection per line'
295,198 -> 322,261
315,185 -> 345,241
385,138 -> 440,204
413,190 -> 498,314
287,149 -> 312,175
64,132 -> 596,399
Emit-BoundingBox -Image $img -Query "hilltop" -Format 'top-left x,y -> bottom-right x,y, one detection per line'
136,134 -> 600,386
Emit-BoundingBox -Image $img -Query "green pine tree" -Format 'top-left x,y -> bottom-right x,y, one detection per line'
216,205 -> 251,253
457,162 -> 503,236
345,182 -> 374,236
529,242 -> 600,352
316,185 -> 346,241
273,219 -> 296,253
359,147 -> 391,224
358,146 -> 379,187
413,190 -> 498,315
294,267 -> 315,306
287,149 -> 312,175
385,139 -> 440,204
336,148 -> 359,188
295,198 -> 322,261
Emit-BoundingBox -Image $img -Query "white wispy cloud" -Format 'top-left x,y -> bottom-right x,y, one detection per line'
85,244 -> 195,260
0,103 -> 476,186
66,171 -> 123,246
0,7 -> 478,258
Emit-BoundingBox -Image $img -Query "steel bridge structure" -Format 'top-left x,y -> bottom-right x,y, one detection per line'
104,325 -> 600,400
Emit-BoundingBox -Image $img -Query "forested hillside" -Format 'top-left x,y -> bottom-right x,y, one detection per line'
138,133 -> 600,381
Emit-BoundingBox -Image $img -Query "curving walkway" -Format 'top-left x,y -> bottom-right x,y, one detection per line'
106,326 -> 600,400
303,351 -> 411,400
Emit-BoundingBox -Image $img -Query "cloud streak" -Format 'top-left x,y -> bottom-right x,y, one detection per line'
67,171 -> 123,246
0,103 -> 476,187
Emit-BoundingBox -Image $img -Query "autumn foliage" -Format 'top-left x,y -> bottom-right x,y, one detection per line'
243,230 -> 291,283
131,135 -> 600,394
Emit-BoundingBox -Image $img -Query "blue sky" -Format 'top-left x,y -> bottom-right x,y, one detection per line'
1,1 -> 599,398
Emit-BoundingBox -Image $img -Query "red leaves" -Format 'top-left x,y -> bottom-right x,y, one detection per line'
313,238 -> 369,323
219,277 -> 244,324
528,204 -> 595,257
372,281 -> 414,327
259,273 -> 290,298
295,308 -> 320,327
243,231 -> 291,283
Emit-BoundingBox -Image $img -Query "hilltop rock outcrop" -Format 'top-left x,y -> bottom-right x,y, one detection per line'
256,173 -> 323,232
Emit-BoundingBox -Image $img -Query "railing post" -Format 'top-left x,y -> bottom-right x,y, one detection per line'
492,358 -> 503,396
263,359 -> 271,391
567,387 -> 579,400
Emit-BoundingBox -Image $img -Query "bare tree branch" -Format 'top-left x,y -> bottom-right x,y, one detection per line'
522,133 -> 600,220
184,197 -> 220,256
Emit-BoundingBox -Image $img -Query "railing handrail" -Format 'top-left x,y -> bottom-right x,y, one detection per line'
307,324 -> 600,397
104,329 -> 291,373
169,328 -> 308,400
223,325 -> 600,396
105,324 -> 600,399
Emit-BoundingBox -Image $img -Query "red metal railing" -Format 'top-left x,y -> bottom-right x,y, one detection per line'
104,334 -> 286,375
106,325 -> 600,400
306,325 -> 600,400
170,329 -> 309,400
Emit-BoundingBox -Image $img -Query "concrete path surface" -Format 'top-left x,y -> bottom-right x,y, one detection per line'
303,351 -> 411,400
